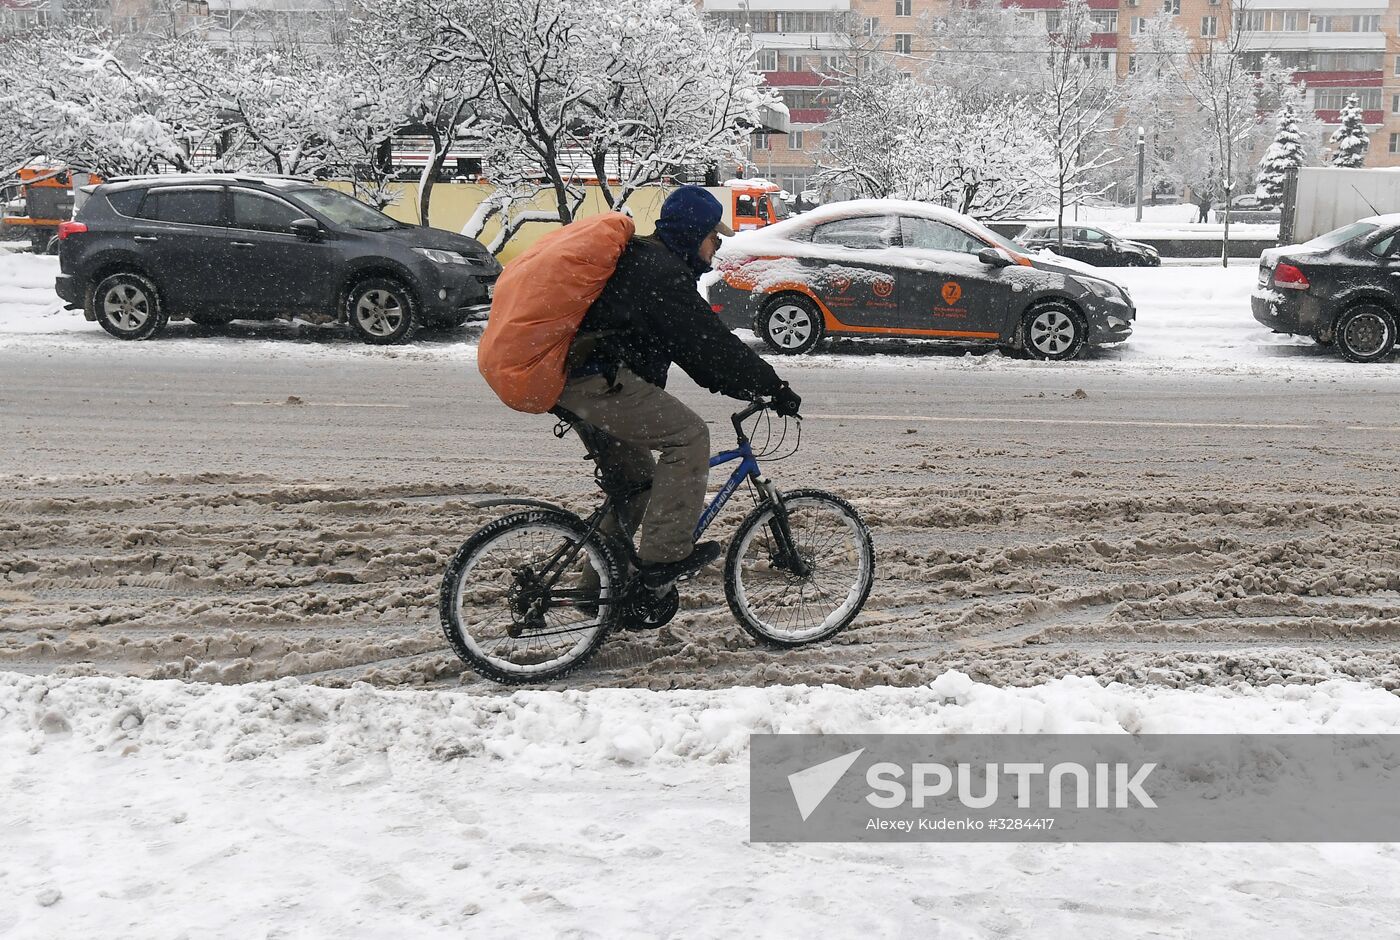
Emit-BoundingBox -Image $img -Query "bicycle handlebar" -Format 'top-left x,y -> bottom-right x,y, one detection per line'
731,397 -> 802,442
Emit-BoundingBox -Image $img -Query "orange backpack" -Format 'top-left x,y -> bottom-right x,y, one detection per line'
478,213 -> 636,413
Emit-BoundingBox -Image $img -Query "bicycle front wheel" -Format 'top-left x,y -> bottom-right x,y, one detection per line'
724,488 -> 874,647
440,509 -> 622,683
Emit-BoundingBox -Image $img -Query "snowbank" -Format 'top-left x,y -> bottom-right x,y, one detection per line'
5,672 -> 1400,936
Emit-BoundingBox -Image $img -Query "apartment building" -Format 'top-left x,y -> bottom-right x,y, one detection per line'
699,0 -> 1400,194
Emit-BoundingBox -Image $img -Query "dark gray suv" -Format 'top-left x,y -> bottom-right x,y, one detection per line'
55,175 -> 502,344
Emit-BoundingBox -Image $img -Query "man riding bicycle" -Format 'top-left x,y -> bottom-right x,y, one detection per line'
555,185 -> 802,589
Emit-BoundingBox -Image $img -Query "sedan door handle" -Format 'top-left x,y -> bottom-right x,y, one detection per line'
231,241 -> 255,248
133,235 -> 158,243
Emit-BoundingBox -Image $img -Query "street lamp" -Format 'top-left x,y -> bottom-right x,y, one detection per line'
1135,126 -> 1145,223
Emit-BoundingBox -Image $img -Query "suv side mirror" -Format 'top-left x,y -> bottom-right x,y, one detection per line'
290,218 -> 322,241
978,247 -> 1012,267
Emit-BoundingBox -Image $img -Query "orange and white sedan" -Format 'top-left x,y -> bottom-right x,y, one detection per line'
707,199 -> 1134,360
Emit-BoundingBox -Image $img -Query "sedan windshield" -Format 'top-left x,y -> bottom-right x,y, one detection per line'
1301,221 -> 1378,252
292,187 -> 402,232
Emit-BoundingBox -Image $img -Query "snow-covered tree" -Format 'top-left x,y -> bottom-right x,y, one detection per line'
1174,7 -> 1261,264
1256,103 -> 1304,205
0,30 -> 213,176
421,0 -> 772,249
156,39 -> 414,205
1119,13 -> 1190,200
1328,96 -> 1370,168
921,0 -> 1044,102
1041,0 -> 1120,238
816,58 -> 1051,218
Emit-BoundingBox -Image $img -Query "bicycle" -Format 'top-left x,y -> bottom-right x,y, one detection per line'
438,399 -> 875,684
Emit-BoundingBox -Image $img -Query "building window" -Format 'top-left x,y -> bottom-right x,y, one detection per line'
864,15 -> 878,36
1127,54 -> 1139,74
1090,11 -> 1117,32
894,33 -> 912,55
1390,133 -> 1400,154
1315,88 -> 1382,110
1163,0 -> 1180,15
1201,16 -> 1217,36
788,131 -> 804,149
1392,94 -> 1400,114
1130,16 -> 1146,34
753,134 -> 770,151
895,0 -> 911,16
756,49 -> 777,71
1395,54 -> 1400,76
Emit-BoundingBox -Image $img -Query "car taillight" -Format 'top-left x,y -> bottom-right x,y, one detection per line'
57,221 -> 87,240
1273,262 -> 1309,291
710,304 -> 724,313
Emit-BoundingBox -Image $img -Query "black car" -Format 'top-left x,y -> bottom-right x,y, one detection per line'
1253,215 -> 1400,363
710,200 -> 1134,361
1014,224 -> 1161,267
54,175 -> 502,344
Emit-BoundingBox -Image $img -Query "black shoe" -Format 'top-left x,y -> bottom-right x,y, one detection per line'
640,541 -> 721,588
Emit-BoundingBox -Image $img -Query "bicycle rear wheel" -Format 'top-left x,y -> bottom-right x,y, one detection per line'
724,488 -> 874,647
440,509 -> 622,683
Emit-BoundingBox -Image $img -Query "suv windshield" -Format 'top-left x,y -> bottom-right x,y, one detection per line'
291,187 -> 402,231
1301,221 -> 1378,252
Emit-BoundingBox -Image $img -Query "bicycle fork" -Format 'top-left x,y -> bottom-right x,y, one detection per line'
755,475 -> 812,580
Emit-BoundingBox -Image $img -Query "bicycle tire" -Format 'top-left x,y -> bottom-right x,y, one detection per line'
724,488 -> 874,647
439,508 -> 623,684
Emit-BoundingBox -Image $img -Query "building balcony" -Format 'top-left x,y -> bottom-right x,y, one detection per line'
1240,30 -> 1385,52
762,70 -> 837,88
1088,32 -> 1118,48
1313,108 -> 1384,124
1294,70 -> 1381,86
788,108 -> 831,125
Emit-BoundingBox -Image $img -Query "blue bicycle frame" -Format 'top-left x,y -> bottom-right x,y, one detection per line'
694,438 -> 761,541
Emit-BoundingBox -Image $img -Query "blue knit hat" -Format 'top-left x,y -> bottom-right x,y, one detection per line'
655,186 -> 732,275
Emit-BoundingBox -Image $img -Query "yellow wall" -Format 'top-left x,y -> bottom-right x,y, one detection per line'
355,182 -> 674,263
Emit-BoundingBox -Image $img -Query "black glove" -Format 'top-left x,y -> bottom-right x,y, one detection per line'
771,383 -> 802,418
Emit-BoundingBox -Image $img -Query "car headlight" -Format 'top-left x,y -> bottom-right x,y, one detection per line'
1081,278 -> 1122,300
413,247 -> 469,265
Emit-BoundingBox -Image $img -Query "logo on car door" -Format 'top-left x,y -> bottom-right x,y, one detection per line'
941,281 -> 962,305
873,279 -> 894,298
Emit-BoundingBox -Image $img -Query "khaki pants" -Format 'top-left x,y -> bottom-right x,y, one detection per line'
555,367 -> 710,564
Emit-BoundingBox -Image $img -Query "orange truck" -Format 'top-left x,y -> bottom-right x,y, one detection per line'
2,168 -> 100,253
714,181 -> 790,232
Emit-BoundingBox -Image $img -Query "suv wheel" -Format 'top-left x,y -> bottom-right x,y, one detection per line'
347,277 -> 417,345
1022,301 -> 1086,361
93,272 -> 168,341
758,295 -> 824,355
1335,303 -> 1396,364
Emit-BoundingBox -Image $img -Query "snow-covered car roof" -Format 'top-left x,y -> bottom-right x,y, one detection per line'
1357,213 -> 1400,227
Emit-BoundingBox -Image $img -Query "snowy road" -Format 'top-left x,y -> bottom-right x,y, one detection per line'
3,321 -> 1399,693
6,252 -> 1400,937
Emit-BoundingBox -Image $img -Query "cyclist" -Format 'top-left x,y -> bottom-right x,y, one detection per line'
556,185 -> 802,589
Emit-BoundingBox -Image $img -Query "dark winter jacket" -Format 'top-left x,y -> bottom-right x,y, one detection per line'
571,234 -> 784,401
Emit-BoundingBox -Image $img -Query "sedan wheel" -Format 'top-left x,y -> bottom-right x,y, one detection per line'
1335,304 -> 1396,364
1022,303 -> 1087,361
758,296 -> 824,355
347,277 -> 418,345
93,272 -> 168,341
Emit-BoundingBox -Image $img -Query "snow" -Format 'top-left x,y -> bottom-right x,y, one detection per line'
5,670 -> 1400,936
